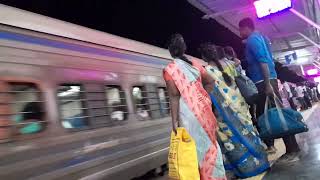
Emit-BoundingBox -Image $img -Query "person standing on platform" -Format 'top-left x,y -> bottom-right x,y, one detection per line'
297,85 -> 307,110
163,34 -> 226,180
306,85 -> 314,105
317,83 -> 320,99
303,87 -> 312,109
283,82 -> 297,110
224,46 -> 258,127
313,87 -> 319,102
239,18 -> 300,162
200,43 -> 269,179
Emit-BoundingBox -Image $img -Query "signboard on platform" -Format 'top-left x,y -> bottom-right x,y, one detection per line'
285,52 -> 297,64
254,0 -> 292,18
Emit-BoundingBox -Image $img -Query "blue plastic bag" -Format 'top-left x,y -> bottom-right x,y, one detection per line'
258,96 -> 308,139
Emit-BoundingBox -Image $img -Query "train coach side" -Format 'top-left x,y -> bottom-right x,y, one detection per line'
0,24 -> 172,179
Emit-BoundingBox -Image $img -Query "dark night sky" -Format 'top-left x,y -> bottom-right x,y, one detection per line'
0,0 -> 244,58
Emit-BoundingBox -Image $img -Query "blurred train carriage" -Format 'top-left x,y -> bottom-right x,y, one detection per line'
0,4 -> 197,180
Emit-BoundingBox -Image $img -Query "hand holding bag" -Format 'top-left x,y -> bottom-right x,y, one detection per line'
168,128 -> 200,180
258,96 -> 308,139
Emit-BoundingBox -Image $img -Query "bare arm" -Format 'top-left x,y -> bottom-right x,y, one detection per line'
260,63 -> 270,84
260,62 -> 273,96
202,73 -> 215,93
164,73 -> 181,134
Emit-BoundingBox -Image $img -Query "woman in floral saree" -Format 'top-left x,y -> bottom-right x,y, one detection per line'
163,34 -> 226,180
199,43 -> 269,179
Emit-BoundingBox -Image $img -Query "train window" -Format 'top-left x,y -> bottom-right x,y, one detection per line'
58,85 -> 88,129
158,87 -> 170,116
132,86 -> 150,120
105,86 -> 127,121
8,83 -> 46,136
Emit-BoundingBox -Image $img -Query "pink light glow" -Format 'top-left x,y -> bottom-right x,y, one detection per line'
307,69 -> 318,76
254,0 -> 292,18
314,76 -> 320,83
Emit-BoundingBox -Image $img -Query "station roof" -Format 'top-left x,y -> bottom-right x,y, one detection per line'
187,0 -> 320,65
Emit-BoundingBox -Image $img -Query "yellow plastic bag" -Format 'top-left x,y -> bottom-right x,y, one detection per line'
168,128 -> 200,180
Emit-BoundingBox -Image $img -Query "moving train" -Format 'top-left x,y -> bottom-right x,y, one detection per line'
0,4 -> 203,180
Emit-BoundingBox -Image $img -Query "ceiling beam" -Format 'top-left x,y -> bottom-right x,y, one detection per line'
192,0 -> 242,37
290,8 -> 320,32
202,5 -> 253,19
269,27 -> 319,39
298,32 -> 320,49
273,45 -> 312,53
268,19 -> 293,49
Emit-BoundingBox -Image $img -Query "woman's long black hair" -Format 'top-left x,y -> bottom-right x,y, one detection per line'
200,43 -> 233,86
168,34 -> 192,65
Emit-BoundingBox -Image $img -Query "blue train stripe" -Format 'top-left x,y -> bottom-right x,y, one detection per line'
0,31 -> 168,65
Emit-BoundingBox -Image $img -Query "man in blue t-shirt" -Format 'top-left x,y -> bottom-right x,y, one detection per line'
239,18 -> 300,161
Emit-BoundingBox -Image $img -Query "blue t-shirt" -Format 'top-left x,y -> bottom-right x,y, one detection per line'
245,32 -> 277,83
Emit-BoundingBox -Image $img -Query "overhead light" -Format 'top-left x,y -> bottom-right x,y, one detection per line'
254,0 -> 292,18
307,69 -> 318,76
314,76 -> 320,83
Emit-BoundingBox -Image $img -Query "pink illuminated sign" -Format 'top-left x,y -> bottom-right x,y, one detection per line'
307,69 -> 318,76
254,0 -> 292,18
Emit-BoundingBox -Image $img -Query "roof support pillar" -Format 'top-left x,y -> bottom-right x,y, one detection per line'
300,65 -> 305,76
312,62 -> 320,72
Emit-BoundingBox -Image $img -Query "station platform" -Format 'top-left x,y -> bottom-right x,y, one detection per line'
147,103 -> 320,180
263,103 -> 320,180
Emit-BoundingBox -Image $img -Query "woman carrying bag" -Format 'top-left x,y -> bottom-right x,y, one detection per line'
224,46 -> 258,105
164,34 -> 226,180
200,43 -> 269,179
224,47 -> 259,130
